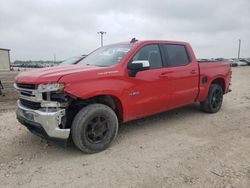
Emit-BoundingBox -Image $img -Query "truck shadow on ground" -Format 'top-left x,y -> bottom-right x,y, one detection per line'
64,102 -> 206,154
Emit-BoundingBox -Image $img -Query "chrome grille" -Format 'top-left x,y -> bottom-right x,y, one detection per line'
20,99 -> 41,110
16,83 -> 37,90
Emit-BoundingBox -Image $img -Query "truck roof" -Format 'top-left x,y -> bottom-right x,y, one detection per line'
113,40 -> 189,46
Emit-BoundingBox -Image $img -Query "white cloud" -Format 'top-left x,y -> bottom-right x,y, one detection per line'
0,0 -> 249,60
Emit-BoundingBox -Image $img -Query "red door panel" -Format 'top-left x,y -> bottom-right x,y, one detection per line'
123,68 -> 171,120
167,63 -> 199,108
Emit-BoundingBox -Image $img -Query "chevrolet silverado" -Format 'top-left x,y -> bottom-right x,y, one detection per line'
14,40 -> 232,153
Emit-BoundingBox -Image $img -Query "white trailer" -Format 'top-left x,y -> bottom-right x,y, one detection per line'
0,48 -> 10,71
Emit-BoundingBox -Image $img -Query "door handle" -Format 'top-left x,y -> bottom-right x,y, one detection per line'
159,74 -> 168,78
190,70 -> 196,74
159,71 -> 173,78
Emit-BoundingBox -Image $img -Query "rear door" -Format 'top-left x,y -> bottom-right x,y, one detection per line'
160,44 -> 199,108
124,44 -> 172,120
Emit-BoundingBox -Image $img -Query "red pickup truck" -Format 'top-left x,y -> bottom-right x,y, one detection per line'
15,40 -> 232,153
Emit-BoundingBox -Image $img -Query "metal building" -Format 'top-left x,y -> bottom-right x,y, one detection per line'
0,48 -> 10,71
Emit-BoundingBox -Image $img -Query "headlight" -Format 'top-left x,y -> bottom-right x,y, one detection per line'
37,83 -> 65,92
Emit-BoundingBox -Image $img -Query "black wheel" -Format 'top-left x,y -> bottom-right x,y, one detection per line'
71,104 -> 118,153
200,84 -> 223,113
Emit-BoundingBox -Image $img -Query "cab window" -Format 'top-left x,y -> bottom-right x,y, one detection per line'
162,44 -> 190,67
132,45 -> 163,69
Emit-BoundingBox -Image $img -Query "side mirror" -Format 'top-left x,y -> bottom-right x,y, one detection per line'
127,60 -> 150,77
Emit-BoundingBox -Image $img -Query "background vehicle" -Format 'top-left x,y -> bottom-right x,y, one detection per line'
233,60 -> 248,66
59,55 -> 86,66
239,59 -> 250,66
14,40 -> 232,153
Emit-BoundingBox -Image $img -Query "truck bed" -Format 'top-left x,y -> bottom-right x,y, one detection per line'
198,60 -> 229,63
198,61 -> 231,101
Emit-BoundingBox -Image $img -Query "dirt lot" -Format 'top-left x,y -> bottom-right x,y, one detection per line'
0,68 -> 250,188
0,71 -> 19,111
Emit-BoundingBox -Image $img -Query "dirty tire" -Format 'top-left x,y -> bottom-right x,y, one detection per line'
200,84 -> 223,113
71,104 -> 119,153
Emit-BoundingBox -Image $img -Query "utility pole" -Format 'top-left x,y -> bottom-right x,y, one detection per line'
97,31 -> 106,47
237,39 -> 241,59
53,53 -> 56,63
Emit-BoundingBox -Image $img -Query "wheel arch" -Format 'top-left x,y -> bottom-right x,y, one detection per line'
67,94 -> 124,123
211,77 -> 226,93
88,95 -> 124,122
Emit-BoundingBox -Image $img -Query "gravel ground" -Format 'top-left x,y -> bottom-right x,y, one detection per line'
0,67 -> 250,188
0,71 -> 18,111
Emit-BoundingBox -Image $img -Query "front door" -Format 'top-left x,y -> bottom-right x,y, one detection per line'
123,44 -> 171,121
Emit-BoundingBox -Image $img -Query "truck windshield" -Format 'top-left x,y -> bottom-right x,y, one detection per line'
60,56 -> 85,66
78,44 -> 133,67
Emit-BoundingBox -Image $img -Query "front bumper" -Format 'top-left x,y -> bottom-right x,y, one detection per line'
16,100 -> 70,142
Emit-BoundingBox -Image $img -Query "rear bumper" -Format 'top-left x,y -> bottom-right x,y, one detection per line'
16,100 -> 70,143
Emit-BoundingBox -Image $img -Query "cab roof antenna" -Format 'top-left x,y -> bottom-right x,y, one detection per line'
130,38 -> 138,43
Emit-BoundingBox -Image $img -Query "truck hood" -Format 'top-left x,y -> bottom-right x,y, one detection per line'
15,65 -> 101,84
